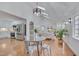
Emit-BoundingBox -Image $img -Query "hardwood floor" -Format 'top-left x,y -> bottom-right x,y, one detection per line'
0,38 -> 26,56
42,39 -> 63,56
0,37 -> 74,56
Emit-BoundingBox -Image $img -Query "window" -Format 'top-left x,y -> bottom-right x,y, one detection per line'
73,16 -> 79,39
57,23 -> 65,29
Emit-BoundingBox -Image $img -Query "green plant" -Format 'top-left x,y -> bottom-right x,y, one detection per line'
55,29 -> 68,40
34,29 -> 38,33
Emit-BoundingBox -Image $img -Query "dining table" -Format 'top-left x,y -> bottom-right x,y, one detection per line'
26,33 -> 53,56
25,40 -> 42,56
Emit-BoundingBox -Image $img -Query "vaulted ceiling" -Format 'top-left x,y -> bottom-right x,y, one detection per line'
0,2 -> 79,24
28,2 -> 79,23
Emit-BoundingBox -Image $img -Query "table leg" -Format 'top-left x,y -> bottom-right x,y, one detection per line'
37,42 -> 39,56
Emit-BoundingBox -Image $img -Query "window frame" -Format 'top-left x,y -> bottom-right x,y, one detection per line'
73,16 -> 79,40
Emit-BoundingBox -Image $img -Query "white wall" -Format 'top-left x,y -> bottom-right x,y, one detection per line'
0,2 -> 56,40
0,11 -> 26,38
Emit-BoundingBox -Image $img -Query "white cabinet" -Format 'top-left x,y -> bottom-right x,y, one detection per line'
15,24 -> 25,40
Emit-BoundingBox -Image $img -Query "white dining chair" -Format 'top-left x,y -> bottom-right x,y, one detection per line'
42,44 -> 51,56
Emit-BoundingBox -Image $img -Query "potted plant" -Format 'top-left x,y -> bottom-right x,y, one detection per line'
34,29 -> 38,33
34,28 -> 38,41
55,29 -> 68,45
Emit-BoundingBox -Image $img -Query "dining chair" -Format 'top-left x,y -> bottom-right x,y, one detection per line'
42,44 -> 51,56
24,41 -> 39,56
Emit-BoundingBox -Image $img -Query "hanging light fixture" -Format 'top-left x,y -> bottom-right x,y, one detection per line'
33,7 -> 41,16
63,18 -> 72,26
68,18 -> 72,23
33,2 -> 46,16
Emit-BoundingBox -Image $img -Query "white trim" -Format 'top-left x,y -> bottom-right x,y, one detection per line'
72,36 -> 79,40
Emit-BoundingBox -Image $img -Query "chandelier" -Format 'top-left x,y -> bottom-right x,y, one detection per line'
33,2 -> 46,16
33,7 -> 42,16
